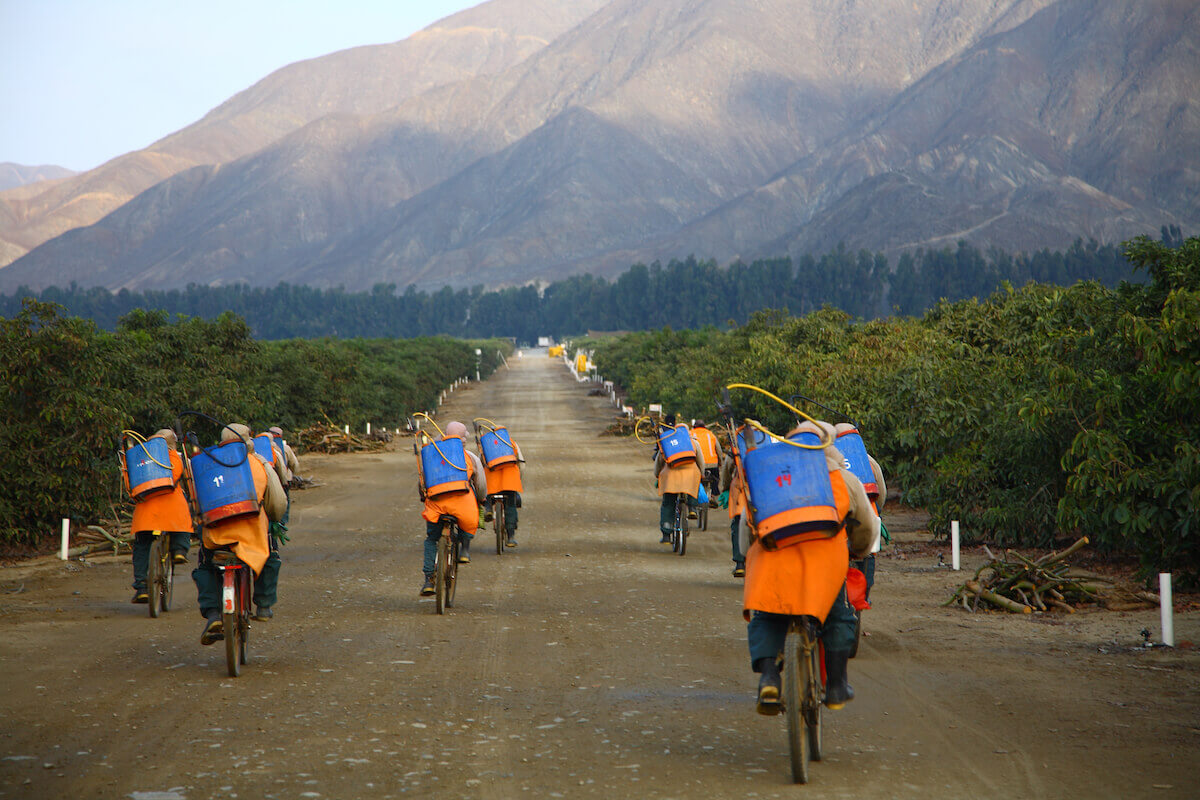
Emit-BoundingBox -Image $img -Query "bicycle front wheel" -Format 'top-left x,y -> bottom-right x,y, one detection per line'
435,535 -> 448,615
147,536 -> 163,619
784,630 -> 809,784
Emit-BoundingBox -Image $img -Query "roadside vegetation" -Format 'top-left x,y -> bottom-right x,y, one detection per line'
0,303 -> 510,547
588,237 -> 1200,584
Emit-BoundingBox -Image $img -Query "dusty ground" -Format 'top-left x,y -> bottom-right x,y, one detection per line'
1,353 -> 1198,800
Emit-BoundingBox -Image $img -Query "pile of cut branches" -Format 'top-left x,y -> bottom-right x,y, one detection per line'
295,423 -> 387,454
945,537 -> 1149,614
600,415 -> 641,437
69,518 -> 133,558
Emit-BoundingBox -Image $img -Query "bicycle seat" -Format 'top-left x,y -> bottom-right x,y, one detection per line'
211,550 -> 241,566
437,514 -> 458,525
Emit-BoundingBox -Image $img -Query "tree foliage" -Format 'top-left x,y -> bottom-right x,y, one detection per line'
0,299 -> 511,546
590,238 -> 1200,583
1,240 -> 1140,342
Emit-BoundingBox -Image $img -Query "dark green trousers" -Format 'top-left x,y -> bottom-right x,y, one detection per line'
193,546 -> 280,617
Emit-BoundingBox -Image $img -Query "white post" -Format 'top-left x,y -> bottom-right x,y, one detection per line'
366,422 -> 371,436
1160,573 -> 1174,647
60,518 -> 70,560
951,520 -> 961,570
344,424 -> 349,435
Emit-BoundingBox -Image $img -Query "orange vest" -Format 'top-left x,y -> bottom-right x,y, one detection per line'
693,427 -> 720,467
202,455 -> 271,575
130,451 -> 193,534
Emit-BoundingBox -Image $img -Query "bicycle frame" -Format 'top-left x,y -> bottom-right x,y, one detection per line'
212,550 -> 252,676
220,562 -> 251,618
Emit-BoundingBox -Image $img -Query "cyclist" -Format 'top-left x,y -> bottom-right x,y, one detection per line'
653,414 -> 702,543
741,420 -> 878,714
691,420 -> 723,503
834,422 -> 887,605
192,423 -> 287,644
717,449 -> 745,577
477,424 -> 525,548
127,428 -> 193,603
419,421 -> 486,595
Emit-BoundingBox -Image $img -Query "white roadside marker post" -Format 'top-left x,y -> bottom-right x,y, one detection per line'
60,518 -> 70,560
1160,573 -> 1174,647
951,520 -> 961,570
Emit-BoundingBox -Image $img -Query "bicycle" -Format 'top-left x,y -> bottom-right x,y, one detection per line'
781,616 -> 825,784
212,549 -> 252,677
671,493 -> 689,556
145,530 -> 174,618
488,494 -> 506,555
433,514 -> 461,614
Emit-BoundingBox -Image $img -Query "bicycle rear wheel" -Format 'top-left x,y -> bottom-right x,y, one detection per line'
678,501 -> 689,557
446,531 -> 459,608
435,534 -> 448,615
495,502 -> 505,555
784,629 -> 809,784
224,610 -> 242,677
147,536 -> 163,619
806,638 -> 823,762
160,543 -> 174,614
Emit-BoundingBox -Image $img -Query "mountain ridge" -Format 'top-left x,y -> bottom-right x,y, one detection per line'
1,0 -> 1194,294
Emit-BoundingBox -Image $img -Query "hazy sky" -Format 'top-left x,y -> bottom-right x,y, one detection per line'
0,0 -> 479,172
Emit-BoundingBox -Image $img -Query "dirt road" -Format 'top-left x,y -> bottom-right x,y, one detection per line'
2,353 -> 1198,799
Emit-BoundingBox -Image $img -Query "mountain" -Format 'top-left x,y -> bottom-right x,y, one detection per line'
0,163 -> 76,192
1,0 -> 1195,294
0,0 -> 609,269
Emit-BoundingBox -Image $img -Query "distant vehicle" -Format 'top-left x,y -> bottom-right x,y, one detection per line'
537,336 -> 553,347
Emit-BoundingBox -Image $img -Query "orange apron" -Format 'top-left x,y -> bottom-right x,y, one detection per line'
484,461 -> 523,495
658,459 -> 701,499
130,451 -> 193,533
422,452 -> 480,535
741,469 -> 852,622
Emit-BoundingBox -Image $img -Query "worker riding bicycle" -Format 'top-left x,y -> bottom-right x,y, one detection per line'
691,420 -> 723,505
474,419 -> 526,548
418,421 -> 486,596
720,389 -> 878,715
653,414 -> 703,543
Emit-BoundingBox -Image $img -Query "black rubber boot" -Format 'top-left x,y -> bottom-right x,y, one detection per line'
823,650 -> 855,709
755,657 -> 782,716
457,534 -> 471,564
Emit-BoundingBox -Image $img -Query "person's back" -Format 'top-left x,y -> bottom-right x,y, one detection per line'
653,415 -> 702,543
192,422 -> 286,644
418,421 -> 485,594
739,420 -> 877,714
476,422 -> 525,548
124,429 -> 193,604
